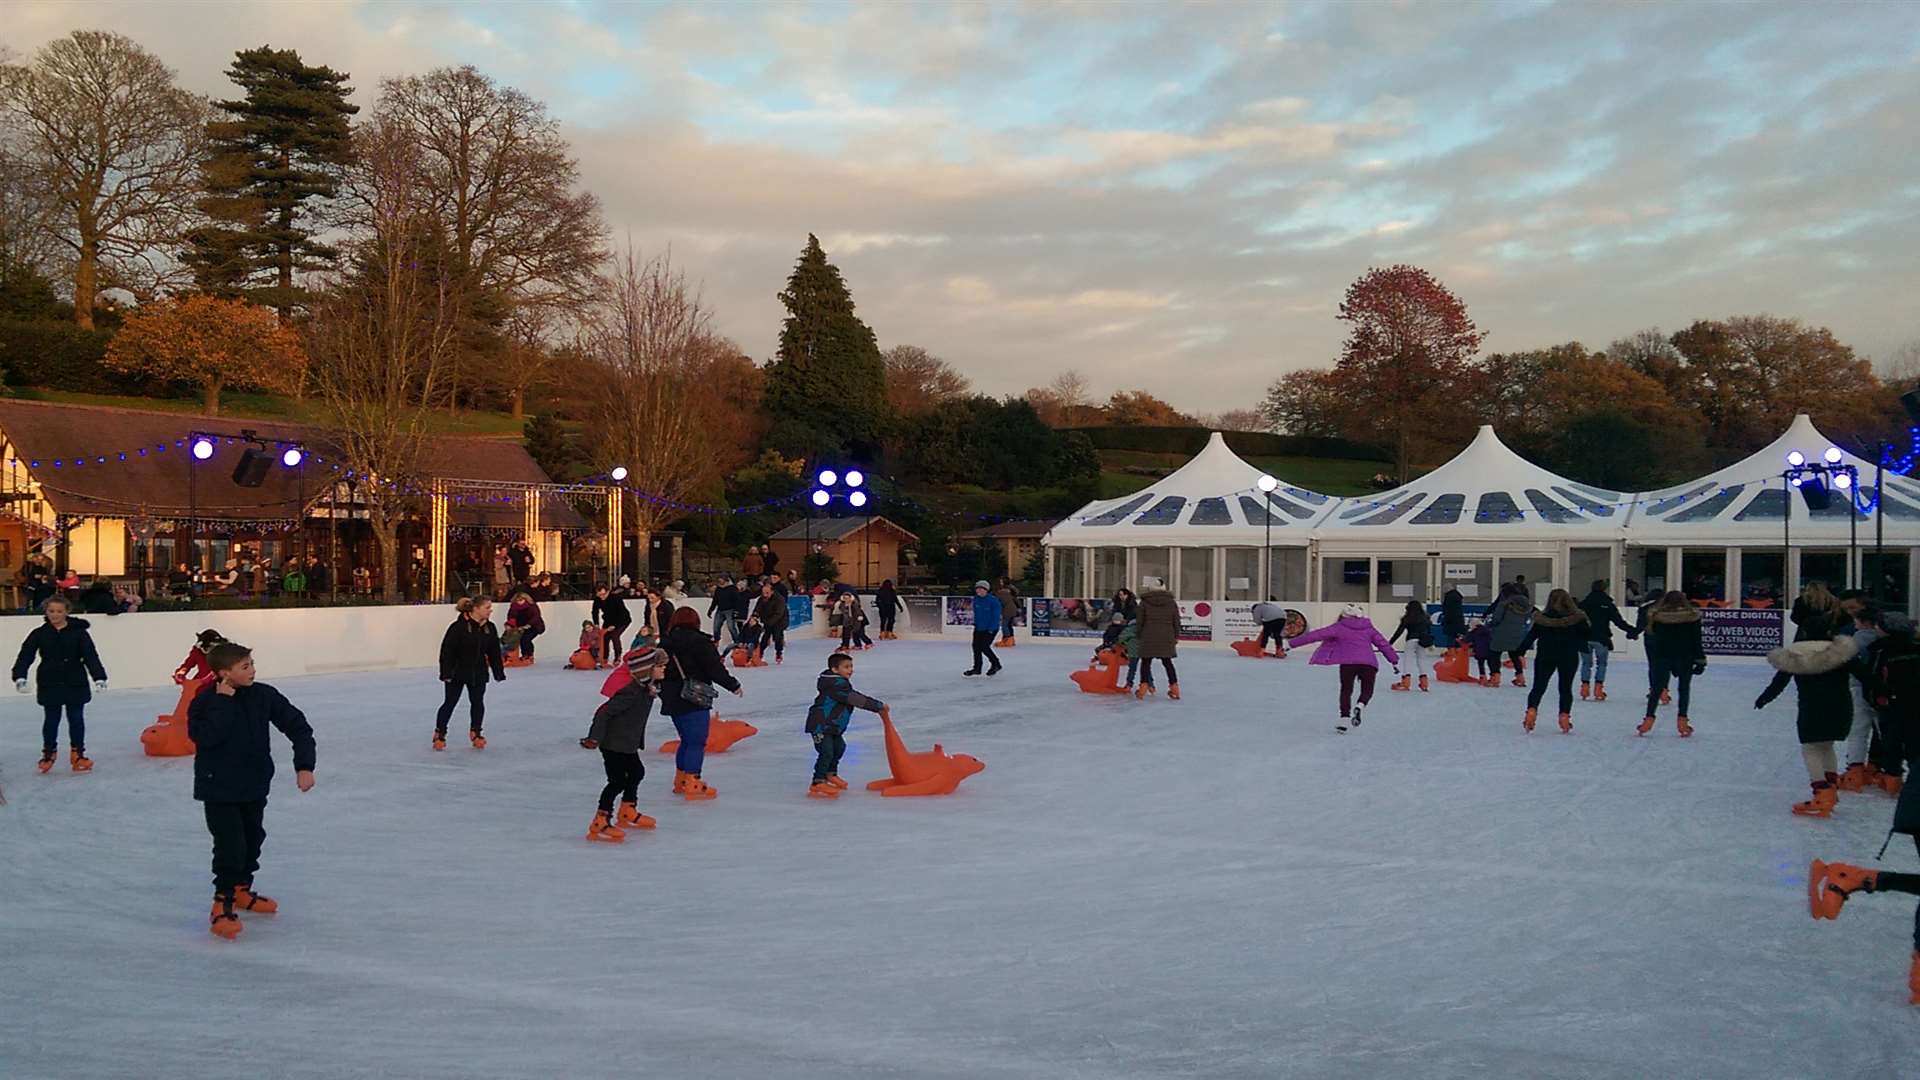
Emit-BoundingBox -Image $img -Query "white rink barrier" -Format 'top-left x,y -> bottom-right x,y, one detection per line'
0,601 -> 594,692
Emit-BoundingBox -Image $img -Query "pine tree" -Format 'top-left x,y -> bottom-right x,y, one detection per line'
763,234 -> 890,457
185,47 -> 357,321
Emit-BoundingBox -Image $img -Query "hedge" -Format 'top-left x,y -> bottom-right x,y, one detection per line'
0,319 -> 136,393
1062,425 -> 1390,462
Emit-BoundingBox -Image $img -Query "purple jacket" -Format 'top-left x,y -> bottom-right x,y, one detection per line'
1289,616 -> 1399,669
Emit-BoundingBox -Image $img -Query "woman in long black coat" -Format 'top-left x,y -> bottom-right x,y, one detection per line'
13,595 -> 108,772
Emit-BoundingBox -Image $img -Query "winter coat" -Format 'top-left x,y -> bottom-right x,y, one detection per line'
12,617 -> 107,707
1116,620 -> 1141,661
1642,609 -> 1706,668
79,583 -> 120,615
506,598 -> 544,635
1111,594 -> 1141,624
1518,610 -> 1591,666
1440,590 -> 1468,640
751,592 -> 789,630
187,682 -> 316,803
1251,601 -> 1289,626
1791,597 -> 1844,643
1467,624 -> 1495,662
876,586 -> 901,617
971,593 -> 1003,632
743,552 -> 765,578
1389,609 -> 1434,649
1289,615 -> 1398,669
995,585 -> 1017,620
762,548 -> 780,577
439,616 -> 506,684
1485,595 -> 1535,653
586,681 -> 654,754
593,591 -> 633,630
806,671 -> 885,734
1579,589 -> 1635,649
658,624 -> 741,717
1134,590 -> 1180,659
1758,635 -> 1859,744
708,584 -> 740,621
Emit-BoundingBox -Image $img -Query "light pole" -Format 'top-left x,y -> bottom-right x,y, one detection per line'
1257,474 -> 1278,599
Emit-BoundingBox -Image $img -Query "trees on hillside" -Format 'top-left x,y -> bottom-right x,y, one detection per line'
882,344 -> 970,416
1331,264 -> 1486,482
762,234 -> 889,458
103,294 -> 305,414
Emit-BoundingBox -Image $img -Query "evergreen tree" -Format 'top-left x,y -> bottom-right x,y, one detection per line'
763,234 -> 890,457
522,413 -> 579,481
185,46 -> 357,321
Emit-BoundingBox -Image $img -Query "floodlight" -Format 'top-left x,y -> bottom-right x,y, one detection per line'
610,466 -> 629,482
1786,451 -> 1805,468
1257,474 -> 1278,493
817,469 -> 838,487
811,489 -> 831,507
281,447 -> 304,468
191,436 -> 216,461
849,490 -> 868,508
1824,447 -> 1844,465
1835,472 -> 1853,490
845,470 -> 864,488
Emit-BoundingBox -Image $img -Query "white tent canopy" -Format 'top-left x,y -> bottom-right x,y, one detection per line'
1316,425 -> 1626,542
1044,431 -> 1335,548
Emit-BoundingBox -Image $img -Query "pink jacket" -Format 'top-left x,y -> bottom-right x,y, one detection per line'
1289,616 -> 1399,669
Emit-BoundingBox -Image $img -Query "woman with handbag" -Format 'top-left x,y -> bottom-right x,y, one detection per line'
659,607 -> 743,800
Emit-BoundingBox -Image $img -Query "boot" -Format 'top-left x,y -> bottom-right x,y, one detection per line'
1167,684 -> 1181,701
1558,712 -> 1573,734
1636,714 -> 1656,736
682,776 -> 717,801
1593,682 -> 1608,702
824,775 -> 849,789
432,731 -> 446,752
69,749 -> 92,772
1909,952 -> 1920,1006
1511,659 -> 1527,688
1135,684 -> 1154,699
672,770 -> 688,794
36,749 -> 54,774
209,895 -> 242,940
807,781 -> 841,799
587,810 -> 626,843
469,730 -> 486,750
1580,680 -> 1591,701
233,885 -> 278,914
1838,763 -> 1871,792
1523,707 -> 1537,732
1675,715 -> 1693,738
616,802 -> 656,830
1808,859 -> 1878,919
1791,781 -> 1838,818
1390,674 -> 1412,692
1418,675 -> 1429,692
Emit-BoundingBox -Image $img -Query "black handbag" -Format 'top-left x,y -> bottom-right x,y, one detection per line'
672,651 -> 717,709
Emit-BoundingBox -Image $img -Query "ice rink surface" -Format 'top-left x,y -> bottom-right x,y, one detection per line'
4,637 -> 1920,1079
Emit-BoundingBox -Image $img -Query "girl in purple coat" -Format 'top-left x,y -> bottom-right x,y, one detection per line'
1288,603 -> 1400,732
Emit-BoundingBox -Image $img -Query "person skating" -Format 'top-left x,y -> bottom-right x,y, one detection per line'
1485,584 -> 1534,687
875,579 -> 901,639
1467,621 -> 1497,686
1640,592 -> 1705,736
1252,600 -> 1290,659
1117,618 -> 1144,692
747,582 -> 788,664
1577,579 -> 1637,701
660,608 -> 743,800
1516,589 -> 1590,733
580,644 -> 665,842
187,641 -> 316,940
1097,589 -> 1139,660
592,583 -> 633,666
834,591 -> 872,651
1857,610 -> 1915,794
708,575 -> 741,644
1387,600 -> 1433,692
804,651 -> 888,799
12,596 -> 108,774
995,577 -> 1020,646
1757,626 -> 1859,817
506,592 -> 544,660
1132,588 -> 1181,699
962,581 -> 1003,677
1440,587 -> 1468,649
1288,603 -> 1398,733
1839,598 -> 1888,792
435,597 -> 506,751
1792,582 -> 1845,643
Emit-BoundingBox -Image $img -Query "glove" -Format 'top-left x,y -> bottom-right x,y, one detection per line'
1691,661 -> 1707,676
579,737 -> 598,750
1753,696 -> 1766,710
13,679 -> 26,693
94,679 -> 107,691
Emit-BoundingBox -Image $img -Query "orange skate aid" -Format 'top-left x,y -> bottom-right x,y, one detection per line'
865,715 -> 985,797
1069,647 -> 1130,694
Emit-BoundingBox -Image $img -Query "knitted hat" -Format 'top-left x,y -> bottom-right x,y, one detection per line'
975,580 -> 992,590
622,645 -> 664,680
1341,603 -> 1367,620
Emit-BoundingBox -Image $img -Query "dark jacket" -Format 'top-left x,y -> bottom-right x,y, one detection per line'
1579,589 -> 1635,649
806,671 -> 884,734
1135,590 -> 1180,659
659,624 -> 741,716
1642,608 -> 1706,668
995,585 -> 1017,620
708,584 -> 741,620
12,617 -> 107,707
593,591 -> 633,630
1440,590 -> 1467,640
762,548 -> 780,577
1758,636 -> 1859,742
751,593 -> 788,630
187,682 -> 316,803
1485,594 -> 1534,653
439,616 -> 506,683
1389,609 -> 1434,649
586,681 -> 654,753
1518,610 -> 1591,665
79,583 -> 120,615
1111,593 -> 1140,624
876,585 -> 900,617
1791,598 -> 1844,643
507,598 -> 544,634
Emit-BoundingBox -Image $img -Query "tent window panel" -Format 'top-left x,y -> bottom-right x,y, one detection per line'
1523,489 -> 1580,524
1551,486 -> 1615,518
1092,548 -> 1128,595
1743,551 -> 1784,607
1084,494 -> 1154,527
1189,498 -> 1233,525
1877,495 -> 1920,520
1734,488 -> 1787,521
1353,493 -> 1429,525
1134,497 -> 1186,525
1052,547 -> 1087,596
1569,482 -> 1623,500
1222,548 -> 1259,601
1810,494 -> 1866,521
1285,487 -> 1330,505
1268,493 -> 1315,519
1378,558 -> 1429,601
1269,548 -> 1308,600
1474,492 -> 1524,524
1569,547 -> 1611,594
1341,491 -> 1408,520
1680,550 -> 1726,602
1238,496 -> 1285,526
1647,483 -> 1715,516
1865,551 -> 1909,606
1801,551 -> 1848,590
1322,558 -> 1371,602
1666,483 -> 1745,523
1136,548 -> 1171,590
1409,493 -> 1465,525
1177,548 -> 1214,599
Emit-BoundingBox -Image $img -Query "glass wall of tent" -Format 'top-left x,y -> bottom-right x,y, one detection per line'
1047,544 -> 1313,601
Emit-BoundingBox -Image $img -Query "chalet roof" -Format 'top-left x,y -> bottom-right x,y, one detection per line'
956,520 -> 1060,540
767,515 -> 918,544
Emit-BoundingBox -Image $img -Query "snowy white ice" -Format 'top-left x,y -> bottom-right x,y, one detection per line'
4,638 -> 1920,1079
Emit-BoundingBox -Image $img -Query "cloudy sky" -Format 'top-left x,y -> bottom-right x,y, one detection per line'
12,1 -> 1920,412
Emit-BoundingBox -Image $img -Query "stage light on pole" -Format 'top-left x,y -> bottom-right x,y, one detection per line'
191,436 -> 216,461
1786,450 -> 1806,468
811,489 -> 831,507
1835,472 -> 1853,490
849,490 -> 868,508
817,469 -> 838,488
610,466 -> 629,482
1257,474 -> 1278,493
845,469 -> 864,488
1824,447 -> 1844,465
281,447 -> 304,468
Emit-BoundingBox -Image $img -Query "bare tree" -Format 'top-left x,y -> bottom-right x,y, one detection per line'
1878,340 -> 1920,391
1050,368 -> 1090,410
1198,408 -> 1270,432
0,31 -> 208,327
882,343 -> 971,416
307,118 -> 459,602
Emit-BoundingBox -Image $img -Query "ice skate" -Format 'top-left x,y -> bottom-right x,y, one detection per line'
1880,770 -> 1904,796
682,776 -> 717,801
616,802 -> 656,830
672,770 -> 688,794
587,810 -> 626,843
432,731 -> 446,751
1837,763 -> 1870,792
469,730 -> 486,750
962,668 -> 981,677
1593,683 -> 1608,702
1167,684 -> 1180,700
1808,859 -> 1876,919
1580,680 -> 1591,701
1909,952 -> 1920,1006
1418,675 -> 1429,692
69,749 -> 92,772
986,665 -> 1001,677
1390,674 -> 1411,692
1523,707 -> 1537,732
1135,684 -> 1153,699
36,749 -> 54,774
807,781 -> 841,799
233,885 -> 278,914
1791,782 -> 1838,818
824,775 -> 848,789
1511,674 -> 1526,688
1636,714 -> 1655,736
209,896 -> 242,940
1350,704 -> 1363,728
1675,715 -> 1693,738
1558,712 -> 1573,734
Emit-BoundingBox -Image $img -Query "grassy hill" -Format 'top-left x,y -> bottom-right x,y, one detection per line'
8,388 -> 526,436
1097,448 -> 1418,499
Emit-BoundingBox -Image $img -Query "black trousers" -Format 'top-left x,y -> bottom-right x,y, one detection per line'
811,727 -> 846,782
970,629 -> 1000,673
840,622 -> 872,649
517,627 -> 541,658
436,677 -> 488,733
1526,654 -> 1580,713
1257,618 -> 1287,649
204,799 -> 266,895
878,611 -> 896,633
598,750 -> 644,813
1647,658 -> 1693,716
757,625 -> 785,659
601,625 -> 628,663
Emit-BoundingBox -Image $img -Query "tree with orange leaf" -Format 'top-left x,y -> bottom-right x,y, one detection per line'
103,293 -> 305,415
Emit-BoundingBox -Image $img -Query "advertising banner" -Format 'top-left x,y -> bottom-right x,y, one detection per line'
786,595 -> 812,629
942,594 -> 1028,632
903,595 -> 944,634
1700,608 -> 1785,656
1424,603 -> 1490,649
1216,602 -> 1262,640
1177,601 -> 1214,643
1030,598 -> 1112,638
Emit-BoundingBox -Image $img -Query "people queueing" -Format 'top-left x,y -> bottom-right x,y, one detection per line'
13,596 -> 108,774
804,651 -> 888,800
434,597 -> 507,751
1516,589 -> 1590,734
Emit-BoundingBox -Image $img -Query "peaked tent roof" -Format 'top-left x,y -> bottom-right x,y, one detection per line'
1044,431 -> 1336,547
1623,413 -> 1920,545
1316,425 -> 1627,542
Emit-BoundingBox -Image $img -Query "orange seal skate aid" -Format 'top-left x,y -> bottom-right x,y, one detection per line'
865,715 -> 984,797
1069,648 -> 1130,694
659,710 -> 759,755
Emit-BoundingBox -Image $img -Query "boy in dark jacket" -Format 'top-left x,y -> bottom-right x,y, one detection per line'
13,596 -> 108,773
581,645 -> 665,842
1577,580 -> 1637,701
805,652 -> 887,799
187,642 -> 316,940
